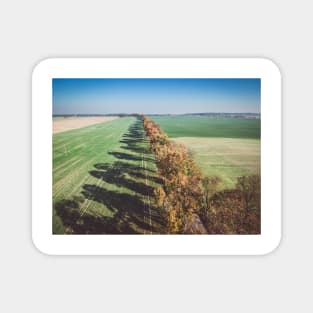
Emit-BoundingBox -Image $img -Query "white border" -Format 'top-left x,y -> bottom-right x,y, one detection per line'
32,58 -> 281,255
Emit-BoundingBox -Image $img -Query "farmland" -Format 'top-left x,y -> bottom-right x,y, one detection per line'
52,78 -> 261,234
53,114 -> 261,234
150,116 -> 261,189
151,116 -> 260,139
173,137 -> 260,188
53,117 -> 164,234
53,116 -> 119,134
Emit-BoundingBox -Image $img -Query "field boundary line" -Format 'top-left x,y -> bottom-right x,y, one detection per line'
142,150 -> 146,234
141,130 -> 153,235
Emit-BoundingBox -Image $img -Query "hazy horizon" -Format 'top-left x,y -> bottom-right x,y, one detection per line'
53,112 -> 261,116
53,78 -> 261,115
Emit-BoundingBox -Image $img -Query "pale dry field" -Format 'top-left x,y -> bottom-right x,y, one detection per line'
173,137 -> 260,189
53,116 -> 119,134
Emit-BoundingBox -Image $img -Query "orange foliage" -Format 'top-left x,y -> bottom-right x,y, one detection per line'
142,115 -> 204,233
201,188 -> 261,234
141,115 -> 261,235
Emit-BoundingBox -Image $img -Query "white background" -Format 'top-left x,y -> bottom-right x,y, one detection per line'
33,58 -> 281,255
0,0 -> 311,312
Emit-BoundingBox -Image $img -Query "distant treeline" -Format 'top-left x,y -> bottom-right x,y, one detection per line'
149,113 -> 260,119
53,112 -> 260,119
53,113 -> 139,118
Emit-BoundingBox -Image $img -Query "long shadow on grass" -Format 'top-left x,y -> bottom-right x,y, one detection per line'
89,162 -> 161,195
55,196 -> 140,234
54,118 -> 165,234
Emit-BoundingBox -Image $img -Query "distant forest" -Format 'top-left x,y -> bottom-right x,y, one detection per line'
53,112 -> 260,119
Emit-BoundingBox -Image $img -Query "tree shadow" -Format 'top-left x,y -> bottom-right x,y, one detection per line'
108,151 -> 143,162
54,117 -> 165,234
89,167 -> 154,196
54,184 -> 164,234
55,197 -> 140,234
116,121 -> 154,162
93,162 -> 162,185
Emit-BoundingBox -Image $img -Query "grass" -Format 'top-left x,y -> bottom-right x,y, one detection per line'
53,114 -> 261,233
53,117 -> 164,234
150,116 -> 260,139
173,137 -> 260,189
150,115 -> 261,189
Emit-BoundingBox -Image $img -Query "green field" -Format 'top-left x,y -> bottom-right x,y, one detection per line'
53,115 -> 261,233
150,116 -> 260,139
173,137 -> 260,188
53,117 -> 164,234
151,116 -> 261,189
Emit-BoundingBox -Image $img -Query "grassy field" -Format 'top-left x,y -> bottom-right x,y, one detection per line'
53,115 -> 260,233
53,117 -> 164,234
151,116 -> 261,189
150,116 -> 260,139
173,137 -> 260,188
53,116 -> 119,133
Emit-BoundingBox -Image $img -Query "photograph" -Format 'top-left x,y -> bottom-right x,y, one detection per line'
52,78 -> 261,235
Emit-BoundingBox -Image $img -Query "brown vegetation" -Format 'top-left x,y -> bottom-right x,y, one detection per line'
142,116 -> 204,233
142,115 -> 261,235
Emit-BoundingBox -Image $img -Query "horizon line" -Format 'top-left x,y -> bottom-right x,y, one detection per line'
53,112 -> 261,116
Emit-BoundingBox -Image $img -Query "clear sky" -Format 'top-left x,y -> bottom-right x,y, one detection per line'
53,78 -> 260,115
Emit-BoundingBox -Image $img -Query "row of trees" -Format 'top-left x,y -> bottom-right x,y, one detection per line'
141,116 -> 261,234
142,116 -> 204,233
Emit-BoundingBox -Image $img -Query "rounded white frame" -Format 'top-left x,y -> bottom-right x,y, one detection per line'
32,58 -> 281,255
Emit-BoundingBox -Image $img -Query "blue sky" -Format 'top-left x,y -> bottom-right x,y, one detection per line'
53,78 -> 260,114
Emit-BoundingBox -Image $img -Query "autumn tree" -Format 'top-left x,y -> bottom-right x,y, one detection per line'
236,175 -> 261,213
142,115 -> 261,235
201,176 -> 221,216
142,116 -> 204,233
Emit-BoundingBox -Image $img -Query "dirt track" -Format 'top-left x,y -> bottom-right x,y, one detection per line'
53,116 -> 119,134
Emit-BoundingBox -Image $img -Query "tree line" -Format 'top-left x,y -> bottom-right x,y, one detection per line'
141,116 -> 260,234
